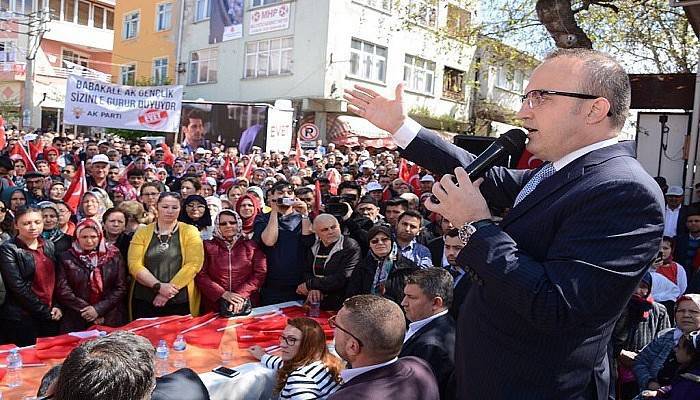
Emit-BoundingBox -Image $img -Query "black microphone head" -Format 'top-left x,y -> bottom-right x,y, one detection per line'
497,129 -> 528,156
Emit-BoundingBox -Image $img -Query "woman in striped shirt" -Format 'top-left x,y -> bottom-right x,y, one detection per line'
249,317 -> 342,399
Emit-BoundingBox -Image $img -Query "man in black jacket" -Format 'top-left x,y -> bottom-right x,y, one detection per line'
399,268 -> 455,400
297,214 -> 362,310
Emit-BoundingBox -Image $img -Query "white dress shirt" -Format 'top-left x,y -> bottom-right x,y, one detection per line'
394,118 -> 619,171
339,357 -> 398,383
663,205 -> 681,237
404,309 -> 448,343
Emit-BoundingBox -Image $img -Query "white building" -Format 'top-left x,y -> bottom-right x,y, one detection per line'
172,0 -> 478,146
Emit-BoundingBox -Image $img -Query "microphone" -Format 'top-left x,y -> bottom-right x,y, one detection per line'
431,128 -> 527,204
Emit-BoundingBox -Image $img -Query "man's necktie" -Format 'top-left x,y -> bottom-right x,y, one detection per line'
513,162 -> 556,206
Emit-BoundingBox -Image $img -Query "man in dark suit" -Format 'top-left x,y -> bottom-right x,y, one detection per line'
664,185 -> 689,238
400,268 -> 455,400
329,294 -> 439,400
675,209 -> 700,285
344,48 -> 665,399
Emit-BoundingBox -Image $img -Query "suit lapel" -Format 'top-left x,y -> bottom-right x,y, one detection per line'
402,314 -> 446,351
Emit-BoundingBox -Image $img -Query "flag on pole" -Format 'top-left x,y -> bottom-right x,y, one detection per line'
313,180 -> 322,214
9,142 -> 36,171
28,140 -> 43,161
161,143 -> 175,167
63,161 -> 87,213
398,158 -> 411,182
0,116 -> 6,150
222,156 -> 235,179
294,139 -> 303,167
241,156 -> 255,180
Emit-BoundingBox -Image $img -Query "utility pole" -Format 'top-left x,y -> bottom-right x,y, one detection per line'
21,5 -> 50,130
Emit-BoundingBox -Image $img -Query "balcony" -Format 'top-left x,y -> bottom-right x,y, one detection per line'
37,64 -> 111,83
44,20 -> 113,51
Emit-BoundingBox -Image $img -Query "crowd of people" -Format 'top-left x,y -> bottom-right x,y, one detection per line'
2,47 -> 700,400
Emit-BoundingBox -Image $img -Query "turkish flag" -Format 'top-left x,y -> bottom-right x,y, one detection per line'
222,156 -> 235,179
161,143 -> 175,167
63,161 -> 87,212
516,149 -> 543,169
241,156 -> 255,179
28,140 -> 43,161
398,158 -> 411,182
0,115 -> 6,150
326,168 -> 340,196
9,142 -> 36,171
313,180 -> 322,214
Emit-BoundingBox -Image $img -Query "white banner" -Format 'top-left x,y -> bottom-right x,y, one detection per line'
249,3 -> 290,35
63,75 -> 183,132
266,107 -> 293,153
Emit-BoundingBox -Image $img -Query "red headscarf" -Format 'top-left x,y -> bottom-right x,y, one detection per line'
235,193 -> 260,234
42,146 -> 61,176
69,219 -> 119,304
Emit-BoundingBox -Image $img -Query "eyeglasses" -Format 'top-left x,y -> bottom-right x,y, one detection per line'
0,207 -> 6,212
521,89 -> 612,116
370,237 -> 390,245
186,203 -> 206,210
218,221 -> 237,226
279,334 -> 299,346
328,315 -> 364,347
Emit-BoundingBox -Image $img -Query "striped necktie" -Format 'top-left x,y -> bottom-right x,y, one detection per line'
513,163 -> 556,206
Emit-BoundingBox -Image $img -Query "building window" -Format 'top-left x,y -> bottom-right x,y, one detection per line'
0,41 -> 16,63
77,1 -> 89,25
106,9 -> 114,30
244,36 -> 293,78
414,0 -> 437,28
403,55 -> 435,95
355,0 -> 391,12
188,48 -> 218,84
251,0 -> 280,7
495,66 -> 525,93
349,38 -> 387,83
93,5 -> 104,28
446,4 -> 470,38
120,64 -> 136,85
153,57 -> 168,84
156,3 -> 172,31
48,0 -> 60,20
63,0 -> 75,22
194,0 -> 209,22
12,0 -> 33,14
62,49 -> 89,68
123,11 -> 139,39
443,66 -> 465,101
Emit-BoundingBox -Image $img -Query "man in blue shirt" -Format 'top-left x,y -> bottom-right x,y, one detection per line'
395,210 -> 433,268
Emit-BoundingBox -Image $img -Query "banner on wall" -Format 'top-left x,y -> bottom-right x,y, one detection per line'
249,3 -> 290,35
209,0 -> 244,43
63,75 -> 183,132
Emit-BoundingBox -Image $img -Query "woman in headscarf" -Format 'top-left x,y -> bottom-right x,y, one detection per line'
195,209 -> 267,312
49,181 -> 66,202
38,201 -> 72,254
55,219 -> 127,332
3,186 -> 28,215
206,196 -> 222,219
42,146 -> 61,176
0,199 -> 13,242
246,186 -> 271,213
11,156 -> 26,187
634,294 -> 700,392
178,195 -> 213,240
345,224 -> 419,305
79,191 -> 105,224
235,193 -> 260,239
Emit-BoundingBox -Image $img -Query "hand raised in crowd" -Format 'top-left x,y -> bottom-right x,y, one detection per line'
222,291 -> 246,313
344,83 -> 407,134
425,167 -> 491,228
307,290 -> 323,304
50,307 -> 63,321
292,199 -> 308,215
247,345 -> 267,360
80,306 -> 99,322
296,282 -> 309,296
159,282 -> 180,299
153,294 -> 170,307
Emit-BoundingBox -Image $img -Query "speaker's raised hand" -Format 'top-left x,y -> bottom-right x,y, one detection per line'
344,83 -> 407,134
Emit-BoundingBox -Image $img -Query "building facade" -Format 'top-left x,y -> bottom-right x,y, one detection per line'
0,0 -> 114,131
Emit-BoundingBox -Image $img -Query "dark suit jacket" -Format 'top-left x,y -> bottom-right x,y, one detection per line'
151,368 -> 210,400
427,237 -> 444,269
328,356 -> 439,400
399,313 -> 455,400
673,233 -> 699,280
449,274 -> 472,320
401,129 -> 665,400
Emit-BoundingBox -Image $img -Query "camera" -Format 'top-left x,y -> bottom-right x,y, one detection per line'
277,197 -> 295,207
325,195 -> 352,217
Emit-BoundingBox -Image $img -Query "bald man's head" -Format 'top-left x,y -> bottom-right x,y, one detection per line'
313,213 -> 341,246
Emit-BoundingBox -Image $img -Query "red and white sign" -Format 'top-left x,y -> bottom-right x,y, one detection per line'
249,3 -> 290,35
298,122 -> 319,149
63,75 -> 183,132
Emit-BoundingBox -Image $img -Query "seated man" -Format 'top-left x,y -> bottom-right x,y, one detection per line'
298,214 -> 362,310
329,294 -> 439,400
400,268 -> 456,400
395,210 -> 433,268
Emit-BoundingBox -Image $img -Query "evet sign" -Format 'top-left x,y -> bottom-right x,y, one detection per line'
249,3 -> 291,35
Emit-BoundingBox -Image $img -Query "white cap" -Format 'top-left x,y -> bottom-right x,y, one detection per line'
361,160 -> 375,169
90,154 -> 109,164
195,147 -> 207,155
366,181 -> 383,192
23,133 -> 38,142
667,186 -> 684,196
420,174 -> 435,183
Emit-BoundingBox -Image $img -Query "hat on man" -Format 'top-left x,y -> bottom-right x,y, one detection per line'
666,186 -> 684,196
91,154 -> 109,165
195,148 -> 207,155
361,160 -> 375,169
358,195 -> 378,207
420,175 -> 435,183
24,171 -> 45,179
366,181 -> 383,192
0,155 -> 14,170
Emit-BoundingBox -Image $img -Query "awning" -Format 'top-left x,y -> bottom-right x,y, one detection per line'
327,115 -> 396,149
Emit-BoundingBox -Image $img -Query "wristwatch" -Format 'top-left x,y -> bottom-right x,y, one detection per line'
458,219 -> 493,245
152,282 -> 161,293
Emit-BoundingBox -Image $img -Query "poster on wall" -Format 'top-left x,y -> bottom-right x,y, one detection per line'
63,75 -> 183,132
249,3 -> 290,35
209,0 -> 244,44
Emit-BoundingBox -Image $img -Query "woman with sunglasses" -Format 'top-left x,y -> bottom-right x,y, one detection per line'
248,317 -> 342,399
0,206 -> 62,345
55,219 -> 127,332
195,209 -> 267,313
178,194 -> 214,240
346,224 -> 420,305
128,192 -> 204,319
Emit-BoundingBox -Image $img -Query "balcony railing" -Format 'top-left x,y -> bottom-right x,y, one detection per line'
52,67 -> 111,82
